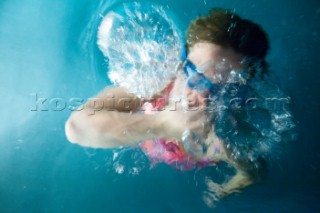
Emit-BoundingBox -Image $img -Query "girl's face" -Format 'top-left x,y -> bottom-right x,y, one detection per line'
187,42 -> 244,83
172,42 -> 245,109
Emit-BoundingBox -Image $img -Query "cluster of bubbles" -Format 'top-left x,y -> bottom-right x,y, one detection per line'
182,64 -> 296,206
102,147 -> 148,176
97,2 -> 181,99
207,65 -> 296,167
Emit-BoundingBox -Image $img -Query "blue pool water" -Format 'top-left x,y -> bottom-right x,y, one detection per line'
0,0 -> 320,212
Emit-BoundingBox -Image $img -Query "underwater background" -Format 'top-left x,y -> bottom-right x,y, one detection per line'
0,0 -> 320,212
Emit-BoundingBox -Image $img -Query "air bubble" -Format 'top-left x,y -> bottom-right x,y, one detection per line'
97,3 -> 181,99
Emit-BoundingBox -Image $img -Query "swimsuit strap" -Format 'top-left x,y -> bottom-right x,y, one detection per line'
152,81 -> 174,110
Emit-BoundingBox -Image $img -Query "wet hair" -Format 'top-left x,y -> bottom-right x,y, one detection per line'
186,8 -> 270,76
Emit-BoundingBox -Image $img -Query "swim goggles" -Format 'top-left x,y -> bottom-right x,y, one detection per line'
183,59 -> 224,94
181,45 -> 249,98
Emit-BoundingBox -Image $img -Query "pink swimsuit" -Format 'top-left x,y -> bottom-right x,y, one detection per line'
139,82 -> 219,170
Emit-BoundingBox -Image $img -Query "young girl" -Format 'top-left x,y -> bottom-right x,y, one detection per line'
65,8 -> 270,197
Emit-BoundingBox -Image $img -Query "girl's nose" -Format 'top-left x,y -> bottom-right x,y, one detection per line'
185,86 -> 208,108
